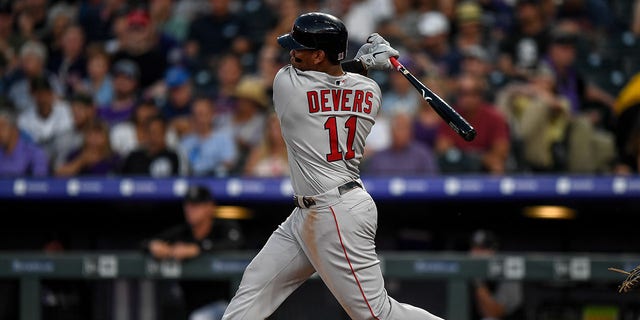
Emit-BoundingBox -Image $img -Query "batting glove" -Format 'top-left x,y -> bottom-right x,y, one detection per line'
355,33 -> 400,71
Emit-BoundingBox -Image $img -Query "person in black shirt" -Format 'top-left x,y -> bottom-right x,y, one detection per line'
146,185 -> 244,320
469,229 -> 524,320
120,115 -> 184,177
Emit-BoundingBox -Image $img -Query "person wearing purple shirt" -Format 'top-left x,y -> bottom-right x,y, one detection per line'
0,109 -> 49,177
363,112 -> 439,176
54,120 -> 120,176
413,108 -> 440,150
97,59 -> 140,127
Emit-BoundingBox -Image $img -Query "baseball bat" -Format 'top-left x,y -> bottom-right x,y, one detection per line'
389,57 -> 476,142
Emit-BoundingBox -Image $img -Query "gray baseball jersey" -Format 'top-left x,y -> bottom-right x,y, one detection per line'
273,65 -> 379,195
222,65 -> 444,320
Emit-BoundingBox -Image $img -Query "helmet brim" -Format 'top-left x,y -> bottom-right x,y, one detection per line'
277,33 -> 314,51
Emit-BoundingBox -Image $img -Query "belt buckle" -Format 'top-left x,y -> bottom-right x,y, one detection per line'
302,197 -> 316,208
294,195 -> 316,208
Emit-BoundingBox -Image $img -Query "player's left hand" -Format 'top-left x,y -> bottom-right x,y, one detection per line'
355,33 -> 400,71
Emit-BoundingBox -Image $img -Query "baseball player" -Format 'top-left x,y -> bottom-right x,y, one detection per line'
222,12 -> 444,320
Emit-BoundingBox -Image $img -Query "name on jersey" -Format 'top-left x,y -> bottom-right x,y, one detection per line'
306,89 -> 373,114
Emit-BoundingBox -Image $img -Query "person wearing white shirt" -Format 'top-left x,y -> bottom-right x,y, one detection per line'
17,76 -> 73,157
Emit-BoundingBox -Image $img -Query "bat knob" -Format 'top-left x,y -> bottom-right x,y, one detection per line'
463,129 -> 477,142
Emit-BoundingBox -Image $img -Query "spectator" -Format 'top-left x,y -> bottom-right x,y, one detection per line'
555,0 -> 615,34
459,45 -> 503,100
179,97 -> 237,176
542,28 -> 616,132
77,0 -> 129,43
47,24 -> 87,98
476,0 -> 517,41
261,0 -> 301,50
495,64 -> 615,173
111,8 -> 174,91
4,40 -> 64,113
224,76 -> 269,174
14,0 -> 49,39
460,45 -> 492,79
212,53 -> 244,121
381,56 -> 422,116
497,0 -> 551,81
159,65 -> 195,139
145,184 -> 244,320
469,229 -> 524,320
120,115 -> 185,177
341,0 -> 394,48
250,44 -> 288,100
413,75 -> 451,149
435,73 -> 510,174
0,108 -> 49,177
454,1 -> 490,54
364,110 -> 391,159
40,3 -> 77,56
109,98 -> 177,158
79,45 -> 114,108
97,59 -> 140,127
236,0 -> 279,62
102,7 -> 130,55
54,120 -> 120,176
373,0 -> 421,51
0,2 -> 24,73
363,111 -> 439,175
149,0 -> 191,43
17,76 -> 73,155
243,112 -> 289,177
416,11 -> 463,77
51,93 -> 97,171
184,0 -> 250,68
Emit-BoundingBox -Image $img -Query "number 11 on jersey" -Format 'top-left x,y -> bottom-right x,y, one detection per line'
324,116 -> 357,162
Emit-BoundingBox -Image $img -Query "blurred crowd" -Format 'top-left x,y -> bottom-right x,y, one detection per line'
1,0 -> 640,178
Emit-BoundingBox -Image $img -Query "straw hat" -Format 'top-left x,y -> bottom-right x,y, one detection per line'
233,77 -> 271,109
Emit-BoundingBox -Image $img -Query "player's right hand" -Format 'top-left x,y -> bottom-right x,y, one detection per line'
355,33 -> 400,71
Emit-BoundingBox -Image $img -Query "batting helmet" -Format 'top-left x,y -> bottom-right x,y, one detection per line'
277,12 -> 348,64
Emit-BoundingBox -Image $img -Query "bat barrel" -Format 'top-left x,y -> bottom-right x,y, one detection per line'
389,57 -> 476,142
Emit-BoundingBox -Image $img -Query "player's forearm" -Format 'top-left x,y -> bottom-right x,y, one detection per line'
148,240 -> 173,259
171,243 -> 200,260
341,59 -> 367,76
475,283 -> 506,317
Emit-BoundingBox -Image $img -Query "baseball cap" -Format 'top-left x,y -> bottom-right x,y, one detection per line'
456,1 -> 482,24
418,12 -> 449,37
127,9 -> 150,27
113,59 -> 140,80
470,229 -> 499,249
184,185 -> 214,203
19,40 -> 47,61
462,45 -> 489,62
165,66 -> 191,88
